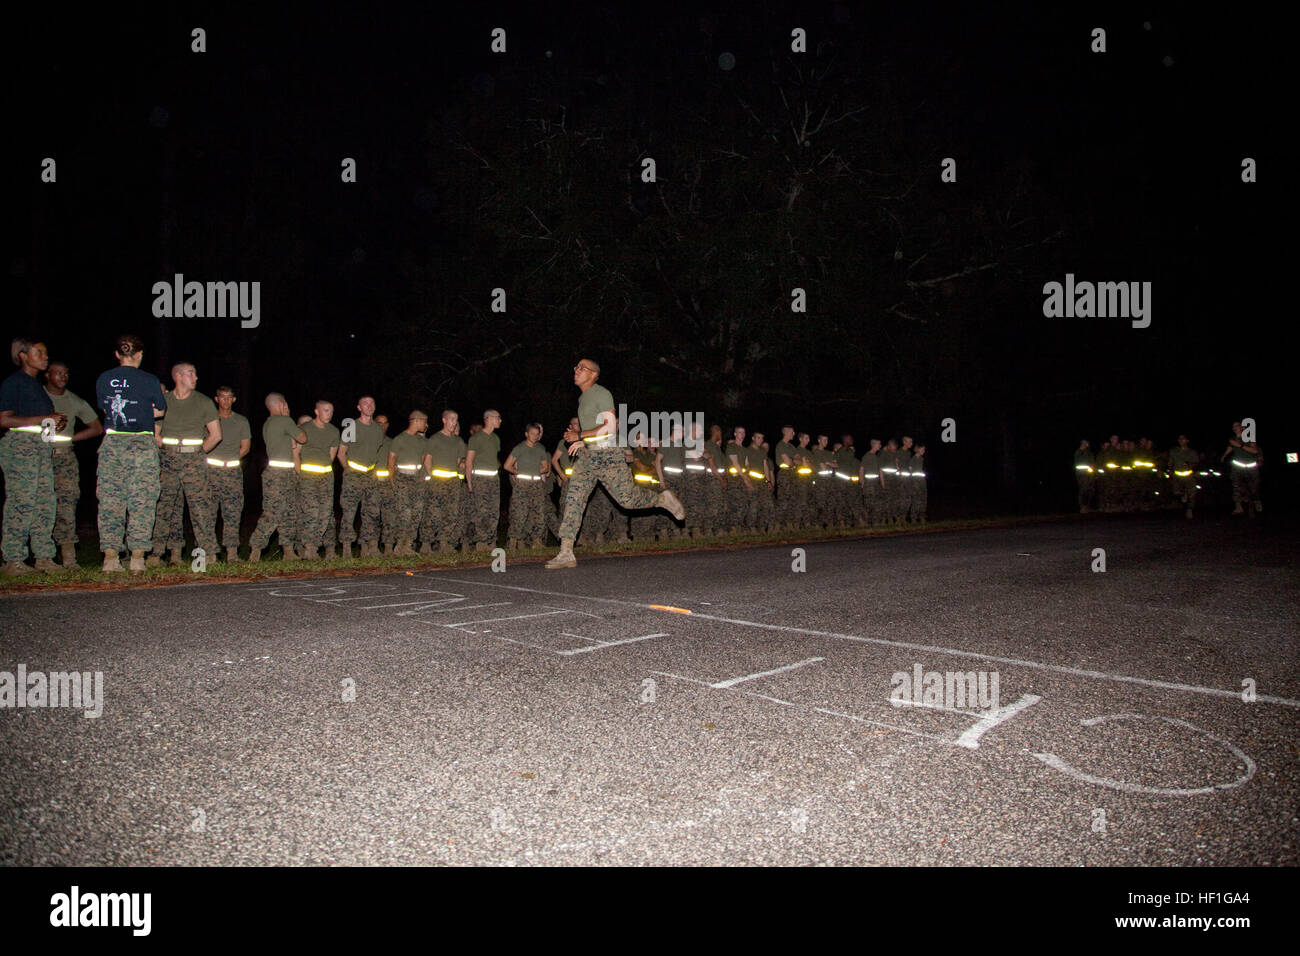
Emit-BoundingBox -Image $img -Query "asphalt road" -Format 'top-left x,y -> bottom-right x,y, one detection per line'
2,513 -> 1297,865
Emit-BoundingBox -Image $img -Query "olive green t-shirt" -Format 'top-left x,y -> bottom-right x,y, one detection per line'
468,430 -> 501,472
263,415 -> 301,462
209,412 -> 251,462
510,441 -> 549,476
389,431 -> 428,468
427,432 -> 467,473
299,421 -> 340,466
159,390 -> 218,440
45,388 -> 98,441
774,440 -> 797,468
814,448 -> 837,471
659,444 -> 685,470
555,443 -> 573,473
705,440 -> 725,473
375,437 -> 391,473
745,446 -> 770,476
577,384 -> 616,434
724,441 -> 746,473
343,420 -> 386,467
1167,447 -> 1197,470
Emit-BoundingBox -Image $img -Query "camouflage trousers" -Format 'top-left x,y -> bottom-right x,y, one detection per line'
682,470 -> 713,536
153,447 -> 217,554
1172,475 -> 1196,509
51,449 -> 80,545
725,478 -> 756,531
508,477 -> 549,543
423,475 -> 465,548
558,448 -> 660,542
862,481 -> 883,525
657,472 -> 685,539
464,474 -> 500,547
911,478 -> 928,522
792,475 -> 814,528
811,478 -> 834,528
898,475 -> 915,523
296,468 -> 336,550
1076,474 -> 1095,512
249,466 -> 298,551
775,470 -> 796,527
338,468 -> 381,545
375,474 -> 397,547
207,461 -> 245,549
392,473 -> 426,542
829,478 -> 852,526
0,430 -> 56,562
630,476 -> 661,541
881,477 -> 902,523
96,434 -> 160,553
754,480 -> 776,532
1231,465 -> 1260,507
575,484 -> 617,544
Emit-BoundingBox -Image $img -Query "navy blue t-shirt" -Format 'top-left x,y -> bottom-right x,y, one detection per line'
0,370 -> 54,418
95,366 -> 167,432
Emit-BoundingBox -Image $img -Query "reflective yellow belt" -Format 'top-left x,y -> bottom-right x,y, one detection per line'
472,469 -> 499,477
747,470 -> 766,480
1076,465 -> 1094,472
206,458 -> 241,468
430,469 -> 460,479
862,472 -> 879,479
11,425 -> 44,433
685,463 -> 707,471
396,463 -> 421,471
300,462 -> 332,474
1231,460 -> 1258,468
563,467 -> 574,476
374,468 -> 390,478
817,469 -> 834,476
1174,469 -> 1193,477
881,467 -> 898,474
106,428 -> 153,436
514,473 -> 543,481
1105,463 -> 1118,469
267,459 -> 295,469
778,462 -> 791,469
50,434 -> 73,443
633,473 -> 658,484
912,471 -> 927,477
796,467 -> 813,475
727,467 -> 740,475
663,466 -> 684,474
162,437 -> 204,445
346,460 -> 374,473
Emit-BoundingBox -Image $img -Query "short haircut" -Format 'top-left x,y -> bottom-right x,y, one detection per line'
10,337 -> 37,366
264,392 -> 286,412
215,385 -> 235,397
47,360 -> 69,373
171,362 -> 195,379
441,409 -> 458,421
409,410 -> 429,421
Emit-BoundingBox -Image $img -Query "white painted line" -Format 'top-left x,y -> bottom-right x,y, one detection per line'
953,694 -> 1042,749
710,657 -> 825,689
555,633 -> 668,656
433,576 -> 1300,709
443,608 -> 570,628
402,601 -> 512,616
1031,714 -> 1257,796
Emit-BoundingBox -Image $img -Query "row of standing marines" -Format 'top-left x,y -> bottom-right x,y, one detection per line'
0,339 -> 930,575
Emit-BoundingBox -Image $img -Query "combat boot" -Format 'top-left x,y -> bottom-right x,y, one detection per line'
145,552 -> 163,568
2,561 -> 33,576
60,543 -> 78,569
226,547 -> 241,563
323,544 -> 336,560
34,557 -> 64,573
128,550 -> 146,574
168,547 -> 185,566
102,551 -> 124,573
300,545 -> 320,560
282,544 -> 299,562
545,538 -> 577,569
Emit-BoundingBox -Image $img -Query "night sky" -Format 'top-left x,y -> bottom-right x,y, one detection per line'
5,2 -> 1290,513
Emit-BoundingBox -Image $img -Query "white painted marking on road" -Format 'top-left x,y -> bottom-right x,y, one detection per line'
429,576 -> 1300,709
444,607 -> 570,628
1031,714 -> 1257,796
400,601 -> 511,616
555,633 -> 667,656
953,694 -> 1042,749
710,657 -> 825,689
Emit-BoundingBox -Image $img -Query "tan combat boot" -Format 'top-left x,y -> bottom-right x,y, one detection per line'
168,547 -> 185,566
102,551 -> 124,573
545,538 -> 577,570
34,557 -> 64,573
60,543 -> 78,569
128,550 -> 146,574
282,544 -> 299,561
248,547 -> 262,562
226,547 -> 241,563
